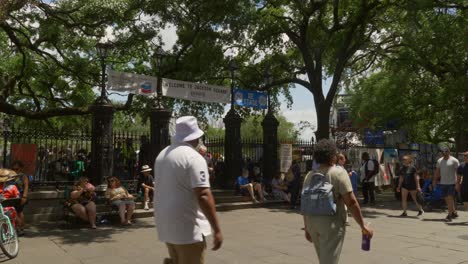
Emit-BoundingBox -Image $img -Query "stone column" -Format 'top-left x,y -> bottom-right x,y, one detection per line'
150,108 -> 172,168
223,108 -> 242,189
90,103 -> 115,185
262,111 -> 279,185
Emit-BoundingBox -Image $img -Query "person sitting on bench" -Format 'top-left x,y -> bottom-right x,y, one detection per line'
105,176 -> 135,225
69,177 -> 97,229
237,169 -> 265,203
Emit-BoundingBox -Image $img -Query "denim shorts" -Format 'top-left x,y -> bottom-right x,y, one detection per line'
440,184 -> 456,197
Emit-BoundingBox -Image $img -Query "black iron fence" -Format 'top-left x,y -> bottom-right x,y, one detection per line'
204,137 -> 315,164
1,124 -> 149,185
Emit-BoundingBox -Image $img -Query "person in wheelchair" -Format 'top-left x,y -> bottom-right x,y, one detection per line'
421,171 -> 444,211
0,169 -> 21,228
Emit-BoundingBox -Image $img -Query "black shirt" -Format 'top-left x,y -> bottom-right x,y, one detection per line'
137,174 -> 154,192
400,165 -> 417,188
458,163 -> 468,190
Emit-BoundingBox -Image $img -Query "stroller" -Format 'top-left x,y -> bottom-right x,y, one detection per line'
421,179 -> 444,211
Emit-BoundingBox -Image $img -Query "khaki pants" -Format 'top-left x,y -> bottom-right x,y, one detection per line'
165,240 -> 206,264
305,216 -> 346,264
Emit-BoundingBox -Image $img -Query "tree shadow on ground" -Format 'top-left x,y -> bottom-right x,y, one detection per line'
25,219 -> 155,245
421,218 -> 448,222
361,209 -> 392,219
387,215 -> 420,219
267,204 -> 301,214
457,234 -> 468,240
0,255 -> 14,263
446,221 -> 468,226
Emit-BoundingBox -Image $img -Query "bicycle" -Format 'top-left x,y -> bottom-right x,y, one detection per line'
0,198 -> 20,259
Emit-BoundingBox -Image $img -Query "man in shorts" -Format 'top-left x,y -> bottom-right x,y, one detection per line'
456,151 -> 468,211
302,139 -> 373,264
154,116 -> 223,264
433,146 -> 460,222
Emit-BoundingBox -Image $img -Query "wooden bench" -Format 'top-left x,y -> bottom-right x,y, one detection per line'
62,180 -> 140,226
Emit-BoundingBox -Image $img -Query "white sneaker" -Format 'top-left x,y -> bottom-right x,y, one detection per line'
144,202 -> 149,210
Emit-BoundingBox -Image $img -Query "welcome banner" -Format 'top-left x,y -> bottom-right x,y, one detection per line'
162,78 -> 230,104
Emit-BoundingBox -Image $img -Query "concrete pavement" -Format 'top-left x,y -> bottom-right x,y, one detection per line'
4,199 -> 468,264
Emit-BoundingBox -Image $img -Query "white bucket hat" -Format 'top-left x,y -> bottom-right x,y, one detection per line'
173,116 -> 204,143
140,165 -> 152,172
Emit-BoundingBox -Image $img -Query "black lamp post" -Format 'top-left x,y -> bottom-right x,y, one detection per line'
228,59 -> 239,109
90,42 -> 114,186
261,66 -> 279,182
263,67 -> 273,112
149,47 -> 171,170
154,47 -> 165,108
95,42 -> 112,104
223,59 -> 242,188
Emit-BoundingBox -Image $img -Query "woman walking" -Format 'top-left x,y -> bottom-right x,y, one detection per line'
397,155 -> 424,217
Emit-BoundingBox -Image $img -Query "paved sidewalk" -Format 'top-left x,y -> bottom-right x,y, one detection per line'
4,200 -> 468,264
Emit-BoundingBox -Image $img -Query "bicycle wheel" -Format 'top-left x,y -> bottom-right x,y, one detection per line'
0,220 -> 19,258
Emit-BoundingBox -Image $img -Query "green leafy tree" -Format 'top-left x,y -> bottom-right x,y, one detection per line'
133,0 -> 399,140
348,2 -> 467,149
0,0 -> 150,119
204,113 -> 299,140
220,0 -> 396,140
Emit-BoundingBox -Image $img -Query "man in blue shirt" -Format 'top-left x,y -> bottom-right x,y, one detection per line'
237,169 -> 265,203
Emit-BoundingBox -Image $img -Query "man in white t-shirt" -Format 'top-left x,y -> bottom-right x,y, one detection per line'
154,116 -> 223,264
433,146 -> 460,222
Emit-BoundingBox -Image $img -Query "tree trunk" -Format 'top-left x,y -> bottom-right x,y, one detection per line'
315,101 -> 331,140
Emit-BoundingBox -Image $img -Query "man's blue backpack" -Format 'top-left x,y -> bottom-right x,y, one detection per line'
300,172 -> 336,216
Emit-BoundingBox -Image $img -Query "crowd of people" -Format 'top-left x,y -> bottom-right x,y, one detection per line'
152,117 -> 375,264
0,114 -> 466,264
3,136 -> 148,184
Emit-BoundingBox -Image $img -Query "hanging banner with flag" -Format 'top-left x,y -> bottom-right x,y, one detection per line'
233,88 -> 268,109
162,78 -> 230,103
107,70 -> 158,95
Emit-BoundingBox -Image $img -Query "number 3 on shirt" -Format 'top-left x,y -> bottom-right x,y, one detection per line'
200,171 -> 206,182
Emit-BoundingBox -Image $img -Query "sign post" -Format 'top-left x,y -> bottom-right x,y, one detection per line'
280,144 -> 293,173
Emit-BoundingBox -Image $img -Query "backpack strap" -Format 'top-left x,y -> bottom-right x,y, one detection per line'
308,167 -> 332,188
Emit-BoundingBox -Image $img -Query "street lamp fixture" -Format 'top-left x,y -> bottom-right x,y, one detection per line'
96,42 -> 113,104
154,47 -> 165,70
228,59 -> 239,109
263,67 -> 273,112
153,47 -> 166,108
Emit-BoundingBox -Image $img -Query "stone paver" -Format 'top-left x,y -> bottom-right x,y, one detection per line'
3,201 -> 468,264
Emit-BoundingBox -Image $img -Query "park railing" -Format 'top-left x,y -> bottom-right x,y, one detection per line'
1,124 -> 149,186
204,137 -> 315,164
